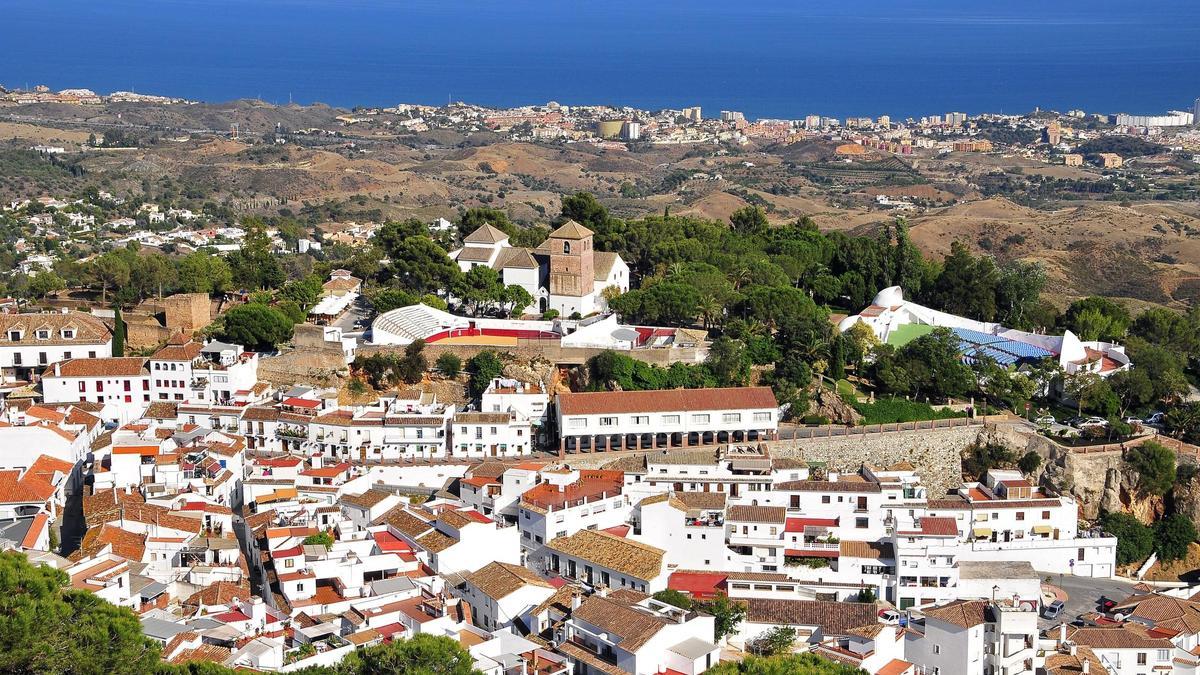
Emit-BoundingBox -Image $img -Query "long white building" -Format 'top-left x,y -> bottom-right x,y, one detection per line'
554,386 -> 779,455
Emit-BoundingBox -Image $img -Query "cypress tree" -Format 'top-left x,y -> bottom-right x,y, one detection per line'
112,308 -> 125,357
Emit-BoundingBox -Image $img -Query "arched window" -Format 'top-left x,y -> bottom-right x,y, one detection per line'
563,241 -> 571,254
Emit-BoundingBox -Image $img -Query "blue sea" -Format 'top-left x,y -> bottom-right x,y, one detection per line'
3,0 -> 1199,120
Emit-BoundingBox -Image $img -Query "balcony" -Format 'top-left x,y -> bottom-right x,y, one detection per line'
684,515 -> 724,528
277,426 -> 308,440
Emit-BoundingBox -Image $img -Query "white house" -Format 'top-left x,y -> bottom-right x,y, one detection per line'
0,311 -> 111,384
457,561 -> 556,634
904,599 -> 1042,675
539,529 -> 668,593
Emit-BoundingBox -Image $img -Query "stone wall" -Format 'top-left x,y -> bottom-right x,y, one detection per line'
767,425 -> 982,497
356,341 -> 702,367
567,424 -> 981,498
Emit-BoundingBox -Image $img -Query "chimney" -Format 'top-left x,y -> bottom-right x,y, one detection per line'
570,592 -> 582,611
1081,660 -> 1089,674
1068,644 -> 1077,656
1058,623 -> 1067,644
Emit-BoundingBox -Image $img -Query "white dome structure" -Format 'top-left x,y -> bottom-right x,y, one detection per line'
872,286 -> 904,308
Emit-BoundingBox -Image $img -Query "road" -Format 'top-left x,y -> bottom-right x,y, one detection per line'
334,295 -> 372,335
1039,574 -> 1140,631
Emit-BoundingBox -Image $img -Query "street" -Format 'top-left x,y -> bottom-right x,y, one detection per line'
334,295 -> 372,334
1039,574 -> 1141,631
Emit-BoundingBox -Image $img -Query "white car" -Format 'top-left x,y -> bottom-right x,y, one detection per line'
1076,417 -> 1108,429
1033,415 -> 1056,426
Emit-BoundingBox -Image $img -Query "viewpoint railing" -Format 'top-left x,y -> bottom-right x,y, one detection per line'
784,415 -> 1010,439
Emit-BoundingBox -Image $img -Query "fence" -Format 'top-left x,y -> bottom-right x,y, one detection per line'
784,415 -> 999,439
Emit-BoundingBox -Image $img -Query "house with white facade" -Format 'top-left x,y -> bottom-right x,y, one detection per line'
0,311 -> 111,384
539,529 -> 668,593
904,599 -> 1042,675
556,594 -> 719,675
517,468 -> 630,551
457,561 -> 556,634
451,412 -> 533,458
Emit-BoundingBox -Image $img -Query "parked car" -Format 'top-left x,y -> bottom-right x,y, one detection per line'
1033,415 -> 1056,426
1075,417 -> 1108,429
1042,600 -> 1065,620
878,609 -> 905,626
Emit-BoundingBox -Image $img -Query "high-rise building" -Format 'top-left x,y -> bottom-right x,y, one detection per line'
719,110 -> 745,122
1194,97 -> 1200,123
804,115 -> 821,129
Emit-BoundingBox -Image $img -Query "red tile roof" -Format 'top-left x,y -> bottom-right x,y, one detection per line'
786,517 -> 839,532
668,571 -> 728,600
520,470 -> 623,511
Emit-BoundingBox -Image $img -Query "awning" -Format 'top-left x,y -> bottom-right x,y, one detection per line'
1032,525 -> 1053,535
972,528 -> 992,538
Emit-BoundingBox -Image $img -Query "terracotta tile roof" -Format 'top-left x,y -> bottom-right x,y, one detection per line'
775,479 -> 882,493
463,223 -> 509,245
454,412 -> 514,424
572,595 -> 668,651
466,561 -> 553,600
168,643 -> 232,665
545,530 -> 664,581
0,311 -> 110,346
744,598 -> 880,635
183,580 -> 251,607
1113,593 -> 1200,633
921,599 -> 991,629
593,251 -> 620,281
558,386 -> 776,416
726,505 -> 786,524
301,462 -> 351,478
71,523 -> 147,562
340,489 -> 395,510
675,492 -> 727,510
520,470 -> 624,512
48,357 -> 148,378
144,402 -> 178,419
548,220 -> 593,240
899,516 -> 958,537
1045,647 -> 1106,675
1066,623 -> 1175,649
839,541 -> 894,560
151,340 -> 203,362
492,246 -> 538,270
0,468 -> 57,504
415,529 -> 457,553
241,406 -> 280,421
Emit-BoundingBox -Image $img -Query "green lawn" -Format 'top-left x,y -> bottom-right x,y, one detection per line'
885,323 -> 934,347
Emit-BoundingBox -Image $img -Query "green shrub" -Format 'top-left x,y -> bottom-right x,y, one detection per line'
851,399 -> 966,425
1101,512 -> 1153,566
1154,514 -> 1197,563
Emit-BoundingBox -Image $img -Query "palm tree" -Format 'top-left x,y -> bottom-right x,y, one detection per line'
696,293 -> 721,329
730,266 -> 752,290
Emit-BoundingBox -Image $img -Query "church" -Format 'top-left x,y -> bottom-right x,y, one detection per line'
449,221 -> 629,317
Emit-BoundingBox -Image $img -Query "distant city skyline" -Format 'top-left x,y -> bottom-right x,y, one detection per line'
4,0 -> 1199,120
